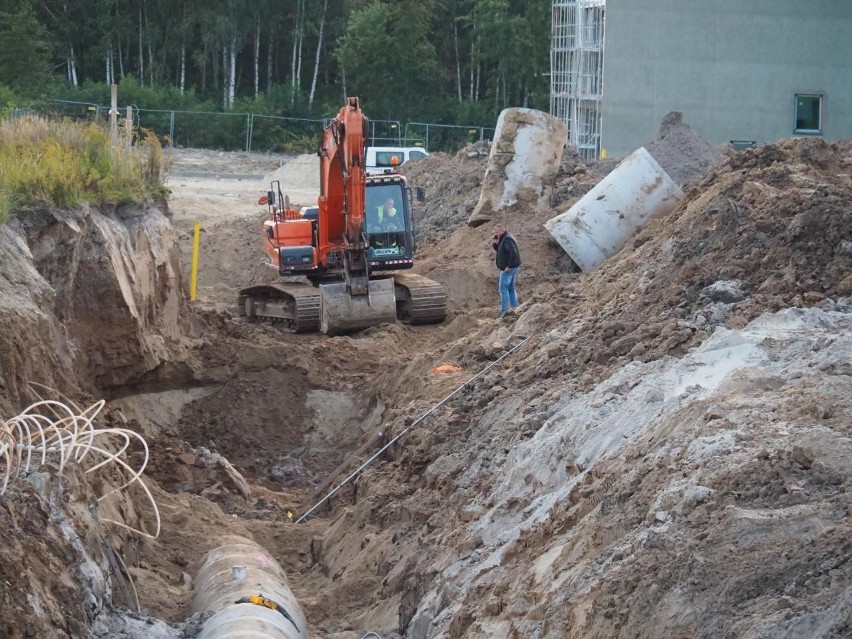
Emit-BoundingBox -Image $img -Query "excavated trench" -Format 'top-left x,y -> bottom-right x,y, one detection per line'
94,316 -> 476,637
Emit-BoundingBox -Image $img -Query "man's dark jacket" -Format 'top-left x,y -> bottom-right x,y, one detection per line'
494,232 -> 522,270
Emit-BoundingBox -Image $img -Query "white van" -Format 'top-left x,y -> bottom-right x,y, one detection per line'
366,146 -> 429,174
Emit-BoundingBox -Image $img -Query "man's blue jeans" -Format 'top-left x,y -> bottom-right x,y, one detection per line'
499,267 -> 520,314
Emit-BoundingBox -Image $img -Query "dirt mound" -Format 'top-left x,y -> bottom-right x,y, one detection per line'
523,137 -> 852,392
288,138 -> 852,639
264,153 -> 320,205
0,204 -> 188,411
402,144 -> 489,245
646,111 -> 726,186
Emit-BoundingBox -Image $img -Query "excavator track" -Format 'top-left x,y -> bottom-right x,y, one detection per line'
391,273 -> 447,325
238,283 -> 321,333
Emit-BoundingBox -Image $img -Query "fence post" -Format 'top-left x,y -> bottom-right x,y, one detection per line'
109,84 -> 118,146
425,125 -> 430,152
479,127 -> 484,142
245,113 -> 252,153
169,111 -> 175,145
125,106 -> 133,151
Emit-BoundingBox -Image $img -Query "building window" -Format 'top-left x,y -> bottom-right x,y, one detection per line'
794,94 -> 822,134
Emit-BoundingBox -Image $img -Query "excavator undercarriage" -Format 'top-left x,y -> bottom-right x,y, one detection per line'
238,275 -> 446,334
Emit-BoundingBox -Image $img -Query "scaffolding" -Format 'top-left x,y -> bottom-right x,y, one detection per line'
550,0 -> 606,160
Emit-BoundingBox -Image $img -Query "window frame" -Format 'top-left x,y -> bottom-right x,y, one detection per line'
793,93 -> 823,135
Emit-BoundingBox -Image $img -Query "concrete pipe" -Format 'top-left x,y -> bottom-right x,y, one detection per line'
192,535 -> 307,639
544,146 -> 684,270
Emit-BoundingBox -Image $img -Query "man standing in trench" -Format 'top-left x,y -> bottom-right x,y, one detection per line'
492,223 -> 521,317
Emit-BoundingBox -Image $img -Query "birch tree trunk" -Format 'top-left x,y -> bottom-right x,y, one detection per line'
229,36 -> 237,108
469,41 -> 474,102
291,0 -> 305,106
69,46 -> 78,86
180,44 -> 186,93
475,60 -> 480,103
201,44 -> 207,92
213,45 -> 219,91
254,21 -> 260,97
222,46 -> 228,109
454,22 -> 462,102
295,11 -> 303,90
267,33 -> 273,91
494,68 -> 500,113
118,38 -> 124,78
308,0 -> 328,111
145,1 -> 153,85
138,4 -> 144,84
290,0 -> 299,91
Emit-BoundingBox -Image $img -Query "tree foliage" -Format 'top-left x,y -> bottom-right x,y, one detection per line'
0,0 -> 551,125
0,3 -> 54,94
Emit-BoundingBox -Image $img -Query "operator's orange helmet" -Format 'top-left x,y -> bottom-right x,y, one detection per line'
390,155 -> 400,166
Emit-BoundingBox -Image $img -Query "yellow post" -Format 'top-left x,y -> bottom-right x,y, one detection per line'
600,148 -> 608,160
190,221 -> 201,301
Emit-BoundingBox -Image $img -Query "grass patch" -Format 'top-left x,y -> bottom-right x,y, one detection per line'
0,116 -> 170,222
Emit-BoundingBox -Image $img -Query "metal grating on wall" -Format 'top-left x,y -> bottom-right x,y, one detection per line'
550,0 -> 606,160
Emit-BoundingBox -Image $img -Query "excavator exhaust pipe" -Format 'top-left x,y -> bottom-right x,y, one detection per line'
319,278 -> 397,334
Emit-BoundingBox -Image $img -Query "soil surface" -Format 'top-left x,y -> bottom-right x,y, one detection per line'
1,126 -> 851,639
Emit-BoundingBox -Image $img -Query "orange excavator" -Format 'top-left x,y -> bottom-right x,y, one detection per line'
238,97 -> 446,334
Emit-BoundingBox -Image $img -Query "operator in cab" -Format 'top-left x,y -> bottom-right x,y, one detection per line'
377,197 -> 398,226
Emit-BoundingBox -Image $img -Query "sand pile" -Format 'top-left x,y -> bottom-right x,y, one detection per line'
646,111 -> 726,186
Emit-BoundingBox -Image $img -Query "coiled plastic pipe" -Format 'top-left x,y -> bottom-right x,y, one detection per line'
0,396 -> 160,538
192,536 -> 307,639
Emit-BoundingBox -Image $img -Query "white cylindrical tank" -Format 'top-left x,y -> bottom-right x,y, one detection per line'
192,536 -> 307,639
468,108 -> 567,227
544,147 -> 684,270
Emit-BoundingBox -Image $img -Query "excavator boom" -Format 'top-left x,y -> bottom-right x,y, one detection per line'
316,97 -> 396,333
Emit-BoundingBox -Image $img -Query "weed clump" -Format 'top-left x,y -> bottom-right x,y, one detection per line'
0,116 -> 170,221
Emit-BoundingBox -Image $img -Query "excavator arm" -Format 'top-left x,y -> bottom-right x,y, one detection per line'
317,97 -> 396,333
318,97 -> 369,293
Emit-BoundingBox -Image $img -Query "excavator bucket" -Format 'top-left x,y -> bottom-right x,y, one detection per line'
319,278 -> 397,334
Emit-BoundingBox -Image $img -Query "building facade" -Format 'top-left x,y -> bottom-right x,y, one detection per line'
552,0 -> 852,159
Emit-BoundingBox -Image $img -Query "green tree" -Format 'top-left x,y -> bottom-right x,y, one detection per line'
338,0 -> 442,120
471,0 -> 549,112
0,3 -> 54,93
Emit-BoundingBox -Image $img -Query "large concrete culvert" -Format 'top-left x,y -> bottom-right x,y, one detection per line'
192,536 -> 307,639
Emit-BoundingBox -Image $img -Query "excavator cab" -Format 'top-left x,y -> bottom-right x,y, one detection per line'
364,177 -> 416,270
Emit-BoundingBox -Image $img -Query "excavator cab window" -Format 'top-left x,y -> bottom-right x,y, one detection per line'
365,183 -> 409,255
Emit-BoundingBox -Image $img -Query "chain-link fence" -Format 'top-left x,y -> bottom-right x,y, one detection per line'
403,122 -> 495,154
12,100 -> 496,155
